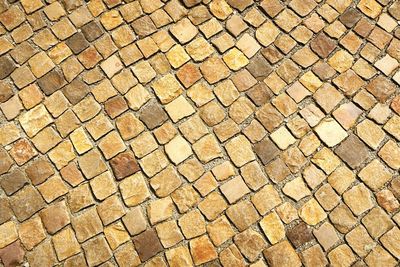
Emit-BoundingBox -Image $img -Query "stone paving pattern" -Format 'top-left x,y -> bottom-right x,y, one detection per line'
0,0 -> 400,266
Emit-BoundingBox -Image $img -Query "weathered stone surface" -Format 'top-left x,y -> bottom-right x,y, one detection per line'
109,151 -> 140,180
226,200 -> 260,231
68,183 -> 95,213
299,198 -> 327,226
310,33 -> 336,58
263,241 -> 302,267
150,166 -> 181,197
40,201 -> 70,234
189,235 -> 218,265
0,221 -> 18,249
10,185 -> 45,221
232,228 -> 265,263
287,222 -> 313,248
200,56 -> 230,84
0,56 -> 16,79
313,222 -> 339,251
133,229 -> 163,261
0,1 -> 397,265
147,197 -> 174,225
0,240 -> 25,267
19,104 -> 53,138
82,235 -> 112,266
119,172 -> 150,206
260,212 -> 285,245
335,134 -> 369,169
52,227 -> 81,261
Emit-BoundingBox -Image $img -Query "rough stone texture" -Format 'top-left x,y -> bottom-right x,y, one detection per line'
133,229 -> 163,261
0,0 -> 398,265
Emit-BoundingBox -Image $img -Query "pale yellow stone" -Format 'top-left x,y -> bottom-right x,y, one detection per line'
31,127 -> 62,154
150,166 -> 182,197
225,135 -> 255,167
37,175 -> 68,202
260,212 -> 285,244
179,115 -> 209,144
52,227 -> 81,261
171,184 -> 200,213
165,245 -> 194,267
70,127 -> 92,154
131,61 -> 156,84
139,149 -> 169,177
234,228 -> 266,262
187,82 -> 215,107
328,50 -> 354,73
92,80 -> 118,103
44,91 -> 69,118
165,95 -> 195,122
119,172 -> 150,206
114,242 -> 141,267
358,159 -> 392,191
48,42 -> 72,64
222,48 -> 249,71
377,13 -> 397,32
104,222 -> 130,250
199,18 -> 224,39
251,185 -> 282,215
206,216 -> 235,246
357,0 -> 382,18
28,51 -> 55,78
98,131 -> 126,160
299,198 -> 327,225
100,9 -> 123,30
48,141 -> 76,169
214,80 -> 239,107
210,0 -> 233,19
0,221 -> 18,249
165,135 -> 193,165
72,96 -> 101,122
194,172 -> 218,197
18,217 -> 46,250
276,202 -> 298,224
148,197 -> 174,225
299,71 -> 323,92
384,115 -> 400,141
256,21 -> 280,46
356,119 -> 385,149
152,74 -> 183,104
212,161 -> 236,181
186,37 -> 214,62
125,84 -> 151,111
315,118 -> 348,147
170,18 -> 198,44
379,140 -> 400,169
19,104 -> 53,137
220,176 -> 250,204
116,113 -> 145,140
374,54 -> 399,76
130,131 -> 158,158
312,147 -> 341,174
270,126 -> 296,150
193,134 -> 223,163
166,44 -> 190,68
156,220 -> 184,248
328,245 -> 357,267
0,122 -> 20,146
154,122 -> 178,145
90,171 -> 117,201
282,177 -> 311,201
343,183 -> 374,216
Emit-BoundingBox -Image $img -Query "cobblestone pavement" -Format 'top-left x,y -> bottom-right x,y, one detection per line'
0,0 -> 400,266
